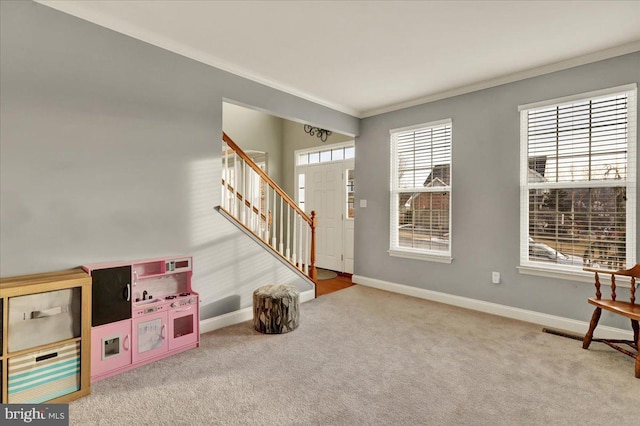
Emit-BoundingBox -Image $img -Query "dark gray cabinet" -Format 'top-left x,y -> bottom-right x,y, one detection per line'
90,266 -> 132,327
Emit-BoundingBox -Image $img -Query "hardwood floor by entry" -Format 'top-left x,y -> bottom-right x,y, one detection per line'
316,273 -> 354,297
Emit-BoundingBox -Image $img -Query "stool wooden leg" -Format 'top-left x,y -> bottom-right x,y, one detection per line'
583,307 -> 602,349
631,320 -> 640,378
636,333 -> 640,379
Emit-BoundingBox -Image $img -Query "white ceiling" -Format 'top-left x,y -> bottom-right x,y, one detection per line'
38,1 -> 640,118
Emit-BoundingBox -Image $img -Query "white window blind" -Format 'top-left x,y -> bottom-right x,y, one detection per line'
390,120 -> 452,260
520,85 -> 636,272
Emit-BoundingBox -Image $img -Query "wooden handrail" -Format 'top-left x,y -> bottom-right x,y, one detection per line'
223,132 -> 312,225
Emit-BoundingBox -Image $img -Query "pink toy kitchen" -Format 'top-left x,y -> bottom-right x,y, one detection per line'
82,256 -> 199,382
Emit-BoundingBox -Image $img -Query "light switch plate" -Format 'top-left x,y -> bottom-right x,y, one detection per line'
360,199 -> 367,208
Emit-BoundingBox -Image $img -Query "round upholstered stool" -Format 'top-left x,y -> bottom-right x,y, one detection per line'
253,284 -> 300,334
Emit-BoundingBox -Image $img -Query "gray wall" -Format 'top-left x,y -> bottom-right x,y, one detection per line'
222,102 -> 285,186
0,2 -> 358,314
355,52 -> 640,329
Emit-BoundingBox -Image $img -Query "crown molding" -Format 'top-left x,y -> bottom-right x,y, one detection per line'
34,2 -> 640,120
360,41 -> 640,118
35,0 -> 361,118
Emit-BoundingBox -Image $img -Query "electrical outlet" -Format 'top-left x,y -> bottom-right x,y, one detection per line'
492,271 -> 500,284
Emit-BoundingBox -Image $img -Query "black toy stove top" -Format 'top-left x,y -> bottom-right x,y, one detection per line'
164,292 -> 191,300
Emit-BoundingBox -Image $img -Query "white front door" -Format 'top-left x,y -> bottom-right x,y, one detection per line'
306,161 -> 343,271
296,143 -> 355,273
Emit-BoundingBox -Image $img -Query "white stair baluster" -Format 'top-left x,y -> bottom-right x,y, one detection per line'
298,214 -> 303,270
249,170 -> 254,232
224,147 -> 229,210
221,143 -> 226,208
286,205 -> 291,260
253,173 -> 257,233
279,197 -> 284,254
251,173 -> 262,237
305,223 -> 310,274
254,175 -> 257,233
254,172 -> 259,234
264,182 -> 270,241
246,163 -> 251,229
292,213 -> 297,265
271,188 -> 277,248
233,153 -> 238,217
241,160 -> 246,225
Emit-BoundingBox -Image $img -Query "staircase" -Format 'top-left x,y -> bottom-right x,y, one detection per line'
219,132 -> 318,290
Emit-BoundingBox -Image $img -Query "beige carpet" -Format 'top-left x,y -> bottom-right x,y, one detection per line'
70,285 -> 640,425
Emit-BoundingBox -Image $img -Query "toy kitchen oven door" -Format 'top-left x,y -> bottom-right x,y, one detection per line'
132,293 -> 198,362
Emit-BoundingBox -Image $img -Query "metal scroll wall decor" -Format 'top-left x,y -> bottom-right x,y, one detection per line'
304,125 -> 332,142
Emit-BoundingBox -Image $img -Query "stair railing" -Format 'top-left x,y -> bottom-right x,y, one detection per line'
221,132 -> 317,282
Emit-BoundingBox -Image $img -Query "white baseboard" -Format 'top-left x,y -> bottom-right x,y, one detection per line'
199,289 -> 315,334
352,274 -> 634,341
299,289 -> 315,304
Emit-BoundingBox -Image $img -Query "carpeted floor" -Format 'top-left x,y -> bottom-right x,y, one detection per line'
70,285 -> 640,425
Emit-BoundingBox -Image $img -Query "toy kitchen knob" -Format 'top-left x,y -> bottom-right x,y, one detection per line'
189,297 -> 196,304
171,302 -> 178,308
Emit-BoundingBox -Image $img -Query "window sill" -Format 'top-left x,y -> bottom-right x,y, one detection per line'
388,249 -> 453,263
517,265 -> 631,287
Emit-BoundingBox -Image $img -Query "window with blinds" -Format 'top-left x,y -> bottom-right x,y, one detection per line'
390,119 -> 452,261
519,85 -> 636,272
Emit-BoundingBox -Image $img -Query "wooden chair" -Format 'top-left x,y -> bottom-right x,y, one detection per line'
582,264 -> 639,378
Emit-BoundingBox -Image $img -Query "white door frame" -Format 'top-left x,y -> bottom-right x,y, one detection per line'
294,141 -> 355,273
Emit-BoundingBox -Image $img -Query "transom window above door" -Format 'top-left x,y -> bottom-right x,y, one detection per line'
297,146 -> 354,165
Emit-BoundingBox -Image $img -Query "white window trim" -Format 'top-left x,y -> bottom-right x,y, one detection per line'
518,84 -> 637,281
518,83 -> 638,111
388,248 -> 453,263
517,264 -> 633,287
389,119 -> 453,262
